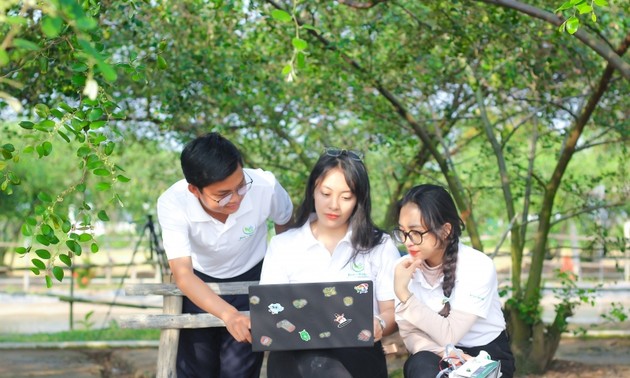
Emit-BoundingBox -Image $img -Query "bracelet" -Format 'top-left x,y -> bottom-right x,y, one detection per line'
375,315 -> 386,331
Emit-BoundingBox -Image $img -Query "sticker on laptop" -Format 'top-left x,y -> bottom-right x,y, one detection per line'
268,303 -> 284,314
333,312 -> 352,328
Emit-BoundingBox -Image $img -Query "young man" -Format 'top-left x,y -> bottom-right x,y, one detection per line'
157,132 -> 293,378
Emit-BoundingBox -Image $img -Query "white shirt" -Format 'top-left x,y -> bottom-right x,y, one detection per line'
400,243 -> 505,347
157,168 -> 293,278
260,216 -> 401,314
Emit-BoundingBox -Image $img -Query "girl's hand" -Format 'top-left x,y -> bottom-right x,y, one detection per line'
394,258 -> 423,303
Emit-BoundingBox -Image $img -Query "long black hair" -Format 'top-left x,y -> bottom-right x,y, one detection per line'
398,184 -> 464,317
294,150 -> 385,259
180,132 -> 243,188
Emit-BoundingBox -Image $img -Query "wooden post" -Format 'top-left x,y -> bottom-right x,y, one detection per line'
157,294 -> 182,378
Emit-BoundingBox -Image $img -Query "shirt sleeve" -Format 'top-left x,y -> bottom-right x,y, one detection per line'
156,191 -> 192,260
397,317 -> 445,355
373,236 -> 402,302
395,295 -> 479,348
452,256 -> 498,319
259,234 -> 290,284
260,170 -> 293,226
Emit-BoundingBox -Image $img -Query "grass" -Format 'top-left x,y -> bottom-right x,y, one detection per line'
0,322 -> 160,343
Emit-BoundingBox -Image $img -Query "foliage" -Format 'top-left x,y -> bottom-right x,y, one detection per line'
0,321 -> 160,342
1,0 -> 629,374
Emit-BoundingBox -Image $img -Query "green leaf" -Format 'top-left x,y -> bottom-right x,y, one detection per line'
96,182 -> 112,191
35,249 -> 51,259
19,121 -> 34,130
576,3 -> 592,14
41,141 -> 53,156
93,168 -> 111,176
31,258 -> 46,270
34,104 -> 50,118
117,174 -> 130,183
292,38 -> 308,51
45,275 -> 52,288
97,61 -> 118,82
282,64 -> 292,75
591,13 -> 597,22
301,24 -> 319,32
97,210 -> 110,221
21,223 -> 33,237
271,9 -> 292,23
41,224 -> 54,236
296,52 -> 306,69
157,55 -> 168,70
91,243 -> 99,253
52,266 -> 65,282
65,240 -> 83,255
76,17 -> 98,31
41,16 -> 63,38
15,247 -> 28,255
593,0 -> 608,5
31,267 -> 40,276
566,16 -> 580,34
59,254 -> 72,267
36,234 -> 51,246
88,108 -> 103,121
13,38 -> 39,51
78,233 -> 93,242
0,48 -> 8,67
38,192 -> 53,203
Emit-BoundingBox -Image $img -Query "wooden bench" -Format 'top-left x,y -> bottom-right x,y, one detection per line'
118,281 -> 404,378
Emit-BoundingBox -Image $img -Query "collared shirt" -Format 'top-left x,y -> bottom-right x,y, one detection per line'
395,243 -> 505,347
157,168 -> 293,279
260,215 -> 401,314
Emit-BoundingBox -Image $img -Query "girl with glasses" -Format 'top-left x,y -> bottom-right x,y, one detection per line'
393,184 -> 515,378
259,148 -> 400,378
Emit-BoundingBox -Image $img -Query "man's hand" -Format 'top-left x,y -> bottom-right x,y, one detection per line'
222,310 -> 253,343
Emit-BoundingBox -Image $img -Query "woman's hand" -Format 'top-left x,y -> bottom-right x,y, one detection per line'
394,258 -> 423,303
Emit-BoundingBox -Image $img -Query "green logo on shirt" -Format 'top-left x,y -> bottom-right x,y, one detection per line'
239,225 -> 255,240
351,262 -> 364,272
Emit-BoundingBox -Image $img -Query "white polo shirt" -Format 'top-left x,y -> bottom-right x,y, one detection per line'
157,168 -> 293,279
403,243 -> 505,347
260,216 -> 401,314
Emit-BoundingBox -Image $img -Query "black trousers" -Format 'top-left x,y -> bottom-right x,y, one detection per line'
267,341 -> 388,378
404,331 -> 515,378
176,261 -> 264,378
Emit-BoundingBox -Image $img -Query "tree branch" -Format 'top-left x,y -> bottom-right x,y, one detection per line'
476,0 -> 630,80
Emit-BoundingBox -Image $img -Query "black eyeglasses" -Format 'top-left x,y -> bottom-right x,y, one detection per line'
324,147 -> 363,161
392,228 -> 432,245
203,171 -> 253,207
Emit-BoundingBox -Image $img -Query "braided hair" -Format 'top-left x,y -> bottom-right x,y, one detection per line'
398,184 -> 464,317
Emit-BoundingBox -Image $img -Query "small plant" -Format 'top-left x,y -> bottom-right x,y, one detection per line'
76,310 -> 95,330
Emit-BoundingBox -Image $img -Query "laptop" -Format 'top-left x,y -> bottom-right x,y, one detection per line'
249,280 -> 374,352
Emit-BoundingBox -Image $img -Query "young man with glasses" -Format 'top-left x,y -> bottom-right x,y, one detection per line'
157,132 -> 293,378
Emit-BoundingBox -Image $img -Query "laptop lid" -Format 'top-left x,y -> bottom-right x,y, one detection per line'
249,280 -> 374,352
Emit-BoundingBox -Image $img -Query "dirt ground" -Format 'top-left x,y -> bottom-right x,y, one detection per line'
0,339 -> 628,378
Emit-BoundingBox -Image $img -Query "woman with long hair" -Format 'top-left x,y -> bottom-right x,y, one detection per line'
393,184 -> 515,378
260,148 -> 401,378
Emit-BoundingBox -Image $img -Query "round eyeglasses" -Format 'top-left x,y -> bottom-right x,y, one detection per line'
392,228 -> 432,245
324,147 -> 363,161
203,172 -> 253,207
